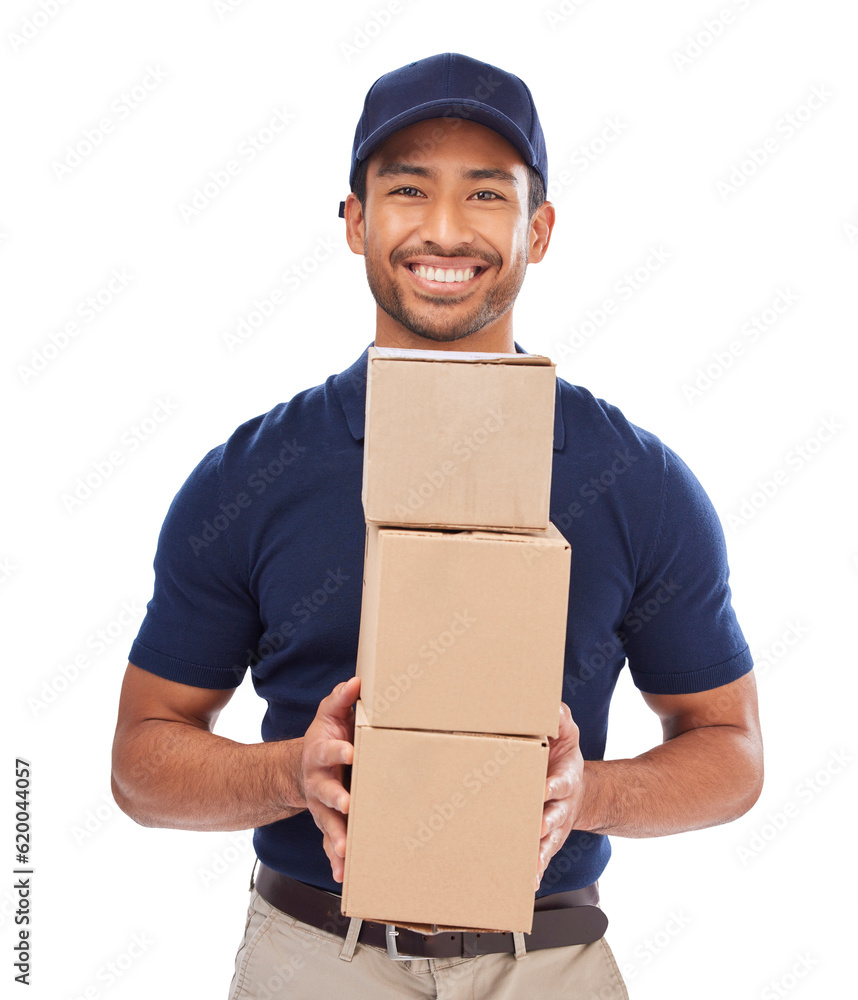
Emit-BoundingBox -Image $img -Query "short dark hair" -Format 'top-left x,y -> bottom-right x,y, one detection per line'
351,159 -> 546,219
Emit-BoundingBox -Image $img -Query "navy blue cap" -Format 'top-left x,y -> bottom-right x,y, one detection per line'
338,52 -> 548,218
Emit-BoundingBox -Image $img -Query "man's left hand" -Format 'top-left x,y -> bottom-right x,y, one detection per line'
537,702 -> 585,889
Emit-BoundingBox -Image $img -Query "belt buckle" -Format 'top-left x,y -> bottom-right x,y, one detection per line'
385,924 -> 422,962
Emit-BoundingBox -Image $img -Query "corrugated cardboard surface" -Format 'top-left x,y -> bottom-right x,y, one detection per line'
362,347 -> 556,531
357,522 -> 571,738
342,703 -> 549,933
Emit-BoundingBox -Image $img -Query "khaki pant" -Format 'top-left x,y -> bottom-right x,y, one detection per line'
228,888 -> 629,999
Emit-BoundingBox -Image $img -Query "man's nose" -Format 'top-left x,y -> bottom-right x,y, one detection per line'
417,195 -> 475,249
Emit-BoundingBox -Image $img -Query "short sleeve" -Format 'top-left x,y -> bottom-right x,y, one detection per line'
128,447 -> 263,689
623,445 -> 753,694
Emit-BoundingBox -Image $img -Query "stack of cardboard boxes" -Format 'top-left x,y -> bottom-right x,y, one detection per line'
342,346 -> 571,934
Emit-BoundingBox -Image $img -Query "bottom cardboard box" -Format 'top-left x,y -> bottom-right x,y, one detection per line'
342,702 -> 549,934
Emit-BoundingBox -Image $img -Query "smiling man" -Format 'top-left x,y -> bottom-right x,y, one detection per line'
111,53 -> 762,1000
350,116 -> 550,349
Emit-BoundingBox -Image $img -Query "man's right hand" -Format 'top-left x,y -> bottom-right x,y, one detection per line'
299,675 -> 361,883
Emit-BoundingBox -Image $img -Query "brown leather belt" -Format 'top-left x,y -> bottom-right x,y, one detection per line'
254,863 -> 608,959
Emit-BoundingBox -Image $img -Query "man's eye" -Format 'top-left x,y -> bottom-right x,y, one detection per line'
392,186 -> 424,197
472,190 -> 502,201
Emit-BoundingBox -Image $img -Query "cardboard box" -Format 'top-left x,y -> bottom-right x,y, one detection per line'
362,346 -> 556,531
357,521 -> 570,738
342,702 -> 548,933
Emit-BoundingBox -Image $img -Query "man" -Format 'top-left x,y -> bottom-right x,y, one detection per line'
111,53 -> 763,999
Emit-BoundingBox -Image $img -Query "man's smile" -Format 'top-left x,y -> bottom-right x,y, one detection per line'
403,259 -> 488,295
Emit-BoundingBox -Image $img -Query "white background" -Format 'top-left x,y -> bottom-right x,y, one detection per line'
2,0 -> 857,997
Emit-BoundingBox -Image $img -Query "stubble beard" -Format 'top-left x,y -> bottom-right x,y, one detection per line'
363,241 -> 528,344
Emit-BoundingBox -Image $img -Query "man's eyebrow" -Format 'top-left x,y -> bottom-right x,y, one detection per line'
375,162 -> 439,180
373,163 -> 519,186
461,167 -> 519,186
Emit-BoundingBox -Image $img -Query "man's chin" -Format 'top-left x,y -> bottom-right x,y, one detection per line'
377,303 -> 487,344
388,313 -> 487,343
408,329 -> 478,344
367,271 -> 506,344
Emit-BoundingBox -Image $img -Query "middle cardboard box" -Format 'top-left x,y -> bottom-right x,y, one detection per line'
356,520 -> 571,739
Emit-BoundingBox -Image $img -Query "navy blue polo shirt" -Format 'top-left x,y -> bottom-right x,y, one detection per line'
129,341 -> 752,896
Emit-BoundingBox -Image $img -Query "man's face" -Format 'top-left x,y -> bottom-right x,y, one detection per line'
347,118 -> 550,345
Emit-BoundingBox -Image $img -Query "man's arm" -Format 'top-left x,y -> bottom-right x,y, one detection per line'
111,664 -> 360,879
537,671 -> 763,882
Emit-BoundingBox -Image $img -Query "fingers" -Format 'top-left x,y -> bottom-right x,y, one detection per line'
313,774 -> 351,813
537,799 -> 571,874
322,831 -> 346,883
319,675 -> 361,722
540,796 -> 568,838
534,708 -> 587,890
304,749 -> 352,851
303,676 -> 360,883
311,799 -> 349,858
544,703 -> 582,805
304,738 -> 354,772
536,824 -> 567,883
543,763 -> 579,805
553,701 -> 579,742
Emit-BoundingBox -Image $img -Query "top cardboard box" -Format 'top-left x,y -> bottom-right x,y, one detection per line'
362,347 -> 556,532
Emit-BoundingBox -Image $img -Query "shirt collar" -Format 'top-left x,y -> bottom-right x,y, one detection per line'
332,341 -> 566,451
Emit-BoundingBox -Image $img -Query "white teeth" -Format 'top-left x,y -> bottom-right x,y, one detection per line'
413,264 -> 476,283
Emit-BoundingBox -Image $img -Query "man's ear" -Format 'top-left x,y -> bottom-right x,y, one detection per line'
343,193 -> 366,256
527,200 -> 556,264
